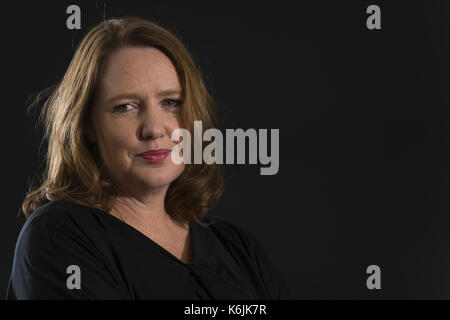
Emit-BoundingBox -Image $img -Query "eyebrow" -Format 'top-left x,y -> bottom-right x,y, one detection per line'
105,89 -> 182,104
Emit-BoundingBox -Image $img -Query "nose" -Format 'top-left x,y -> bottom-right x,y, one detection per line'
140,105 -> 166,140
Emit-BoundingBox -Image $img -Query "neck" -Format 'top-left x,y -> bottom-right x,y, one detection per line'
109,184 -> 181,232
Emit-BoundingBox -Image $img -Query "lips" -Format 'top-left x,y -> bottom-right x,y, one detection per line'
136,149 -> 171,164
137,149 -> 171,156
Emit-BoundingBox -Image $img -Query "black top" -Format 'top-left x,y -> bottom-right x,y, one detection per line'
6,200 -> 292,300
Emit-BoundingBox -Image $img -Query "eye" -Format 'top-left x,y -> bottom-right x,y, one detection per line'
161,99 -> 182,108
113,103 -> 136,113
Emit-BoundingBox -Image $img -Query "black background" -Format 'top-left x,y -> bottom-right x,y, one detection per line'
1,0 -> 450,299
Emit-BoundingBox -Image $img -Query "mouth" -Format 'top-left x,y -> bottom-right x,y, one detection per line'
136,149 -> 171,163
137,149 -> 172,156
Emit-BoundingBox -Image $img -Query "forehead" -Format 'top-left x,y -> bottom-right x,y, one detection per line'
97,46 -> 181,98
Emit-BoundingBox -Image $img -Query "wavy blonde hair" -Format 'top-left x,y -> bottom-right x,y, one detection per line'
22,16 -> 224,226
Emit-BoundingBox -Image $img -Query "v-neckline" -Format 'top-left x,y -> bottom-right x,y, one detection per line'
92,207 -> 198,267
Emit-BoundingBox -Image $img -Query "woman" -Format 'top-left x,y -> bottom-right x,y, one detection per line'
6,16 -> 292,299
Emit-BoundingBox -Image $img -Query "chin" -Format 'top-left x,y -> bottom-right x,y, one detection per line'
141,168 -> 183,189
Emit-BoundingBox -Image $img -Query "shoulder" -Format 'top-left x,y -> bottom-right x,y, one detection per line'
14,200 -> 109,272
17,200 -> 104,257
27,199 -> 93,223
25,200 -> 100,235
9,200 -> 124,299
19,201 -> 74,244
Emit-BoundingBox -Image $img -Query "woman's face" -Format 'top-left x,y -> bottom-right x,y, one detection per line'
88,46 -> 185,195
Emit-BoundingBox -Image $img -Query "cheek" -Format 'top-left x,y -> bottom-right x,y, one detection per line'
98,122 -> 135,156
169,111 -> 182,127
167,117 -> 183,139
165,160 -> 185,183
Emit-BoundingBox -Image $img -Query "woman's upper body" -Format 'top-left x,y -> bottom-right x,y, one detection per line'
11,17 -> 292,300
6,200 -> 293,300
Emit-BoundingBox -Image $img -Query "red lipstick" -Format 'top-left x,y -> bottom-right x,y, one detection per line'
137,149 -> 171,163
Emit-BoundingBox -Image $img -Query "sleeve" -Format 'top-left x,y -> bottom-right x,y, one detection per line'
6,207 -> 127,300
